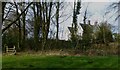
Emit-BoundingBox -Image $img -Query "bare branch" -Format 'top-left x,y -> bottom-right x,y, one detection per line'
2,2 -> 33,33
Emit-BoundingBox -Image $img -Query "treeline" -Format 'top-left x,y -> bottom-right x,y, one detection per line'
1,1 -> 120,52
2,1 -> 62,51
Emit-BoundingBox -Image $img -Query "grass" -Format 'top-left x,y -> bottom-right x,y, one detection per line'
2,54 -> 119,69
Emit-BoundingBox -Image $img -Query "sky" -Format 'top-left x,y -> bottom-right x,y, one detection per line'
1,0 -> 119,2
57,1 -> 119,40
2,0 -> 120,40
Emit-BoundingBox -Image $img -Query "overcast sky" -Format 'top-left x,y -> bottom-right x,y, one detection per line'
1,0 -> 119,2
2,0 -> 120,40
58,1 -> 119,40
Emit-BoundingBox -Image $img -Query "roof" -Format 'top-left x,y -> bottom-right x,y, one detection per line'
68,27 -> 73,33
80,23 -> 93,30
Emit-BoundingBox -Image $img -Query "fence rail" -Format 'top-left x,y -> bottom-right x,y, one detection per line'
6,46 -> 16,54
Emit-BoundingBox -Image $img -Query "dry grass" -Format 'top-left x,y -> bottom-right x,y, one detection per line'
3,42 -> 119,56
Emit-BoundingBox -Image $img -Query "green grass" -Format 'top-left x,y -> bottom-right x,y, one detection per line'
2,54 -> 119,69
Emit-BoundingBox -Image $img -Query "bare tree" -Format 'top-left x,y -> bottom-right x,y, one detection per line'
56,2 -> 60,41
2,2 -> 33,33
71,0 -> 81,48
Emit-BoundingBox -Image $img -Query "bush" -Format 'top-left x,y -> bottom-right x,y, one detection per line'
2,31 -> 18,52
96,22 -> 113,44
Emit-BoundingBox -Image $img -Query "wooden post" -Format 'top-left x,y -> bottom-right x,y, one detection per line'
6,46 -> 8,53
13,46 -> 16,54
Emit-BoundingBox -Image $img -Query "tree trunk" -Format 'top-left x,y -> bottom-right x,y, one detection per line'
56,2 -> 59,41
14,2 -> 22,51
33,3 -> 40,51
42,2 -> 52,50
0,2 -> 2,53
21,3 -> 26,50
2,2 -> 6,23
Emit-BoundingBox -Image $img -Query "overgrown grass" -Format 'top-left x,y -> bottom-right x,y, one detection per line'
2,54 -> 119,69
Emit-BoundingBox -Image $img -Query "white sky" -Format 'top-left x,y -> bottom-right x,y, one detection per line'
2,0 -> 119,40
58,1 -> 119,40
1,0 -> 119,2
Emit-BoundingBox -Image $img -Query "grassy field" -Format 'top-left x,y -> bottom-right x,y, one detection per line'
2,54 -> 119,69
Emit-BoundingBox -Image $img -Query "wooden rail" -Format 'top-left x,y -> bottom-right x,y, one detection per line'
6,46 -> 16,54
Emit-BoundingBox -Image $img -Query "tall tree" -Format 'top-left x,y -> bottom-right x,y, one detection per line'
2,2 -> 33,33
32,2 -> 41,51
14,2 -> 22,50
0,2 -> 2,51
56,2 -> 60,41
71,0 -> 81,48
20,2 -> 27,49
42,2 -> 53,50
2,2 -> 6,23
